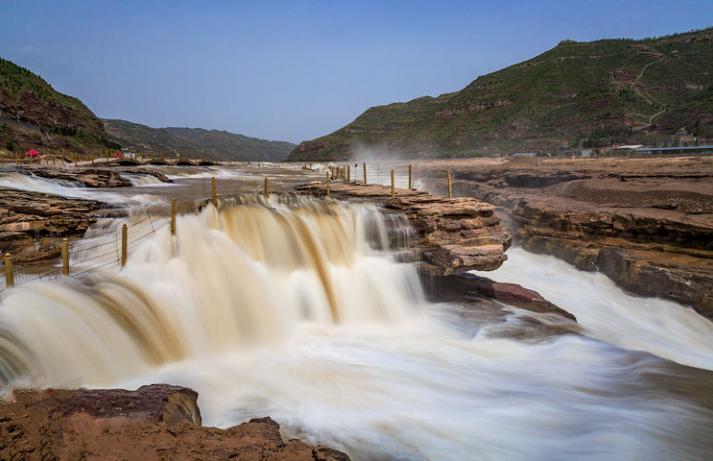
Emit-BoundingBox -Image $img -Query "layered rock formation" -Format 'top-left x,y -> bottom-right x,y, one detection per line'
297,182 -> 512,275
22,167 -> 173,187
419,156 -> 713,319
0,384 -> 350,461
0,188 -> 120,262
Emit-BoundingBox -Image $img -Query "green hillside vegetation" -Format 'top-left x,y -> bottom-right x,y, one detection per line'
103,119 -> 295,162
290,27 -> 713,161
0,57 -> 117,154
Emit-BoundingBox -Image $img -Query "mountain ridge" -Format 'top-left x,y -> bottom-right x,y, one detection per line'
103,119 -> 295,162
0,57 -> 117,155
0,57 -> 294,161
289,27 -> 713,161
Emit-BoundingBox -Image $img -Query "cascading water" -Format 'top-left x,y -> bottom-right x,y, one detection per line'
477,247 -> 713,371
0,200 -> 711,460
0,171 -> 161,206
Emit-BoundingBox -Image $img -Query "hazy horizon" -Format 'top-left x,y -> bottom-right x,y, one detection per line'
1,0 -> 711,144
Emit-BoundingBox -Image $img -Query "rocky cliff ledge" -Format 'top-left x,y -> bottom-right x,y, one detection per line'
0,188 -> 121,262
297,182 -> 512,275
0,384 -> 350,461
419,156 -> 713,320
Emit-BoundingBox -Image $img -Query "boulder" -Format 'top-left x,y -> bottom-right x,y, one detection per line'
0,384 -> 352,461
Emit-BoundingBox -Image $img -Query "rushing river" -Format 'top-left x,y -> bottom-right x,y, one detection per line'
0,196 -> 711,460
479,247 -> 713,372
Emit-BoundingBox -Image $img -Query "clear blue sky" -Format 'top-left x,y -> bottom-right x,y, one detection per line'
1,0 -> 711,143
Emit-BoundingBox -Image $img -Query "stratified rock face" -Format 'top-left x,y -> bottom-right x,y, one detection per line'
419,156 -> 713,319
0,384 -> 352,461
0,187 -> 120,262
297,182 -> 511,275
28,167 -> 133,187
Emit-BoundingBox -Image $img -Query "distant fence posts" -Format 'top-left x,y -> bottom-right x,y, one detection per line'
326,171 -> 331,198
211,177 -> 217,207
4,253 -> 14,288
121,224 -> 128,267
408,164 -> 413,190
347,165 -> 351,183
264,177 -> 270,198
363,162 -> 367,185
170,198 -> 177,236
61,238 -> 70,276
447,171 -> 453,198
390,169 -> 395,198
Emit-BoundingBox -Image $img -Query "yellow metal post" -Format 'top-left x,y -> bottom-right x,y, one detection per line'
264,177 -> 269,198
4,253 -> 14,288
121,224 -> 128,267
391,169 -> 395,198
61,238 -> 70,276
326,171 -> 331,198
211,177 -> 217,207
408,164 -> 413,190
447,171 -> 453,198
363,162 -> 367,185
170,198 -> 177,236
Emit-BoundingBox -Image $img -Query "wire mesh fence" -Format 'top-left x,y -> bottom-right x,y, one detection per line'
0,209 -> 169,292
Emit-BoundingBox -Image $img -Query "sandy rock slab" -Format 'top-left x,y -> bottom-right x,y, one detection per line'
17,167 -> 173,187
0,187 -> 121,262
297,182 -> 511,275
0,384 -> 351,461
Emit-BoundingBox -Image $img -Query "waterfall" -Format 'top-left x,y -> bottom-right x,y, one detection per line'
0,199 -> 423,387
0,171 -> 161,206
0,200 -> 711,460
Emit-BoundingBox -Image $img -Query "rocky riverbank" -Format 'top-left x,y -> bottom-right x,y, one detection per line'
22,167 -> 173,187
0,188 -> 122,262
0,384 -> 350,461
418,156 -> 713,320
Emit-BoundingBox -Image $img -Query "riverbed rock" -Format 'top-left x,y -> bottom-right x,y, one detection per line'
18,167 -> 173,187
26,167 -> 133,187
297,182 -> 511,274
423,271 -> 576,321
0,384 -> 352,461
417,156 -> 713,320
0,187 -> 121,262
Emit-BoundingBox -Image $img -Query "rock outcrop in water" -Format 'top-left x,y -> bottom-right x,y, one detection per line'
0,384 -> 351,461
420,156 -> 713,319
20,167 -> 173,187
297,182 -> 511,275
0,188 -> 120,262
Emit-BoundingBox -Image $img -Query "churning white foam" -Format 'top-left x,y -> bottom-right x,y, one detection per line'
0,203 -> 710,460
0,172 -> 163,207
477,246 -> 713,371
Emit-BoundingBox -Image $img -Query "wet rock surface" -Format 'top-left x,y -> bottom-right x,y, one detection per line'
0,187 -> 121,262
20,167 -> 173,187
297,182 -> 511,275
423,272 -> 576,321
419,156 -> 713,319
0,384 -> 351,461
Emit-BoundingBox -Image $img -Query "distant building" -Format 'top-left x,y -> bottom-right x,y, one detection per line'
121,148 -> 136,159
635,145 -> 713,155
511,152 -> 538,158
580,149 -> 593,158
